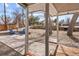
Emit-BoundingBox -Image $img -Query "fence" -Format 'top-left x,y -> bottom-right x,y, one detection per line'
0,24 -> 17,31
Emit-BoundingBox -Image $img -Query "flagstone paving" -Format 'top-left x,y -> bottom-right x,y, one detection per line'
0,29 -> 79,56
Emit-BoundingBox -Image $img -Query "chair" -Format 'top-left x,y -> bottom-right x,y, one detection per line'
19,29 -> 25,34
9,29 -> 15,34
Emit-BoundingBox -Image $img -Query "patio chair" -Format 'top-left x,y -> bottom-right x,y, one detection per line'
9,29 -> 15,34
19,29 -> 25,34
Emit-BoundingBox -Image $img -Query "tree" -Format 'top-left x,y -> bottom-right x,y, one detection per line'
59,19 -> 64,26
48,17 -> 53,35
0,15 -> 4,24
0,15 -> 11,30
66,17 -> 70,25
12,10 -> 23,31
67,13 -> 79,36
53,18 -> 57,23
13,9 -> 25,24
0,15 -> 11,24
29,16 -> 40,25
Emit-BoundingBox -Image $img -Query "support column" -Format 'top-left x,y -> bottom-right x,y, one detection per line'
45,3 -> 49,56
25,6 -> 29,55
56,15 -> 59,43
53,14 -> 59,56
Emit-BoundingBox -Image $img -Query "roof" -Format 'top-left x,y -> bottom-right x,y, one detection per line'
20,3 -> 79,16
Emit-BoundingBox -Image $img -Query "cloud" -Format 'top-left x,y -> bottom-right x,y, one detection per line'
16,3 -> 20,8
5,3 -> 9,7
6,9 -> 12,13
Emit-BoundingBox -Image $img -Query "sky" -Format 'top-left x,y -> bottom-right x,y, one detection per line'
33,11 -> 73,22
0,3 -> 79,24
0,3 -> 23,18
33,11 -> 79,23
0,3 -> 25,24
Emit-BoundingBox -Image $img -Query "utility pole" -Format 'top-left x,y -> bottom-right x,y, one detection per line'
4,3 -> 7,30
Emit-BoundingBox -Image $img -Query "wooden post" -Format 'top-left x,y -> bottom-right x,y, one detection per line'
54,14 -> 59,56
25,6 -> 29,55
57,15 -> 59,43
52,14 -> 59,56
45,3 -> 49,56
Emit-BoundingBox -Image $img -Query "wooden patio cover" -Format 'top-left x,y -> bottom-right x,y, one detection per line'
20,3 -> 79,16
19,3 -> 79,56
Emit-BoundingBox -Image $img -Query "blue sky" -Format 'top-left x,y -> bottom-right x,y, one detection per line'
0,3 -> 79,24
0,3 -> 23,18
33,11 -> 73,22
0,3 -> 25,24
33,11 -> 79,22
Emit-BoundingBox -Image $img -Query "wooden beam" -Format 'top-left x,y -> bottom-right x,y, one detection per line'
25,6 -> 29,55
45,3 -> 49,56
52,14 -> 59,56
56,15 -> 59,43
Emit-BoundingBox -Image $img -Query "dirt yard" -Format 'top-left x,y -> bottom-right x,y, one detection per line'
0,29 -> 79,56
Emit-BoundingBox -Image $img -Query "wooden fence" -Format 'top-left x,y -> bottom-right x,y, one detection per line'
0,24 -> 17,31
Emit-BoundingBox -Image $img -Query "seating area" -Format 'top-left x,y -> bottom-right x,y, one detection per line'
0,3 -> 79,56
